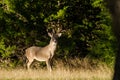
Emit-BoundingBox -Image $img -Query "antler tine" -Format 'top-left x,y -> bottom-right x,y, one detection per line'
46,28 -> 49,33
57,27 -> 62,33
52,28 -> 55,33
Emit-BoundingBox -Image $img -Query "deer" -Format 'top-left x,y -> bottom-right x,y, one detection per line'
25,28 -> 62,72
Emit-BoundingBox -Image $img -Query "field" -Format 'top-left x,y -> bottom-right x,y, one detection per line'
0,68 -> 112,80
0,58 -> 113,80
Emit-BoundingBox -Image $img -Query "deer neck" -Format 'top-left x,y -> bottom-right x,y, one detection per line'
49,41 -> 57,48
47,40 -> 57,51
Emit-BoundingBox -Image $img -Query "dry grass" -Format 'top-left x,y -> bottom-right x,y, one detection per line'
0,58 -> 113,80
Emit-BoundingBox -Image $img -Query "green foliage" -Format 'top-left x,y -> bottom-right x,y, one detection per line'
0,40 -> 16,58
44,6 -> 68,22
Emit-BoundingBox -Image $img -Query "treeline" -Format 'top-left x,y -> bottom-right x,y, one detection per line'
0,0 -> 117,68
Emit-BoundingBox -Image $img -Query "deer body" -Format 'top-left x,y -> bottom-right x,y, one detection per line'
25,31 -> 62,72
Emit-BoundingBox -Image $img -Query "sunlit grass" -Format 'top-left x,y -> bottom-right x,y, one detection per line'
0,58 -> 113,80
0,68 -> 112,80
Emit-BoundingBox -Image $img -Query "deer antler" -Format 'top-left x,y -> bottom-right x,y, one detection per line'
57,27 -> 62,33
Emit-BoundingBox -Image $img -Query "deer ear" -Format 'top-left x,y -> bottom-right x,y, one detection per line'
48,32 -> 52,37
57,33 -> 62,37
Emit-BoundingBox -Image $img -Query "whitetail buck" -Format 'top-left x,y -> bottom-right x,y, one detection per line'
25,28 -> 62,72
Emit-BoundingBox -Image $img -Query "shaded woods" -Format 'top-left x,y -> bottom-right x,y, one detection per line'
0,0 -> 116,70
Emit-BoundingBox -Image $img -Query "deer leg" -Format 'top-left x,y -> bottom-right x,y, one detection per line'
46,59 -> 52,72
27,59 -> 33,70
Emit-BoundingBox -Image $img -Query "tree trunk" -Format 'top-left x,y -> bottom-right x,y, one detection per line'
105,0 -> 120,80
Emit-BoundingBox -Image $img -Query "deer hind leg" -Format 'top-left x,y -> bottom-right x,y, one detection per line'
46,59 -> 52,72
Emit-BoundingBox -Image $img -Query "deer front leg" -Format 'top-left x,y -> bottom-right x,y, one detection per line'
27,59 -> 34,70
46,59 -> 52,72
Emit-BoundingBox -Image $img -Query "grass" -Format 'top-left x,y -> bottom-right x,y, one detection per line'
0,58 -> 113,80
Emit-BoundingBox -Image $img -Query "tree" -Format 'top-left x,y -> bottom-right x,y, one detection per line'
105,0 -> 120,80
